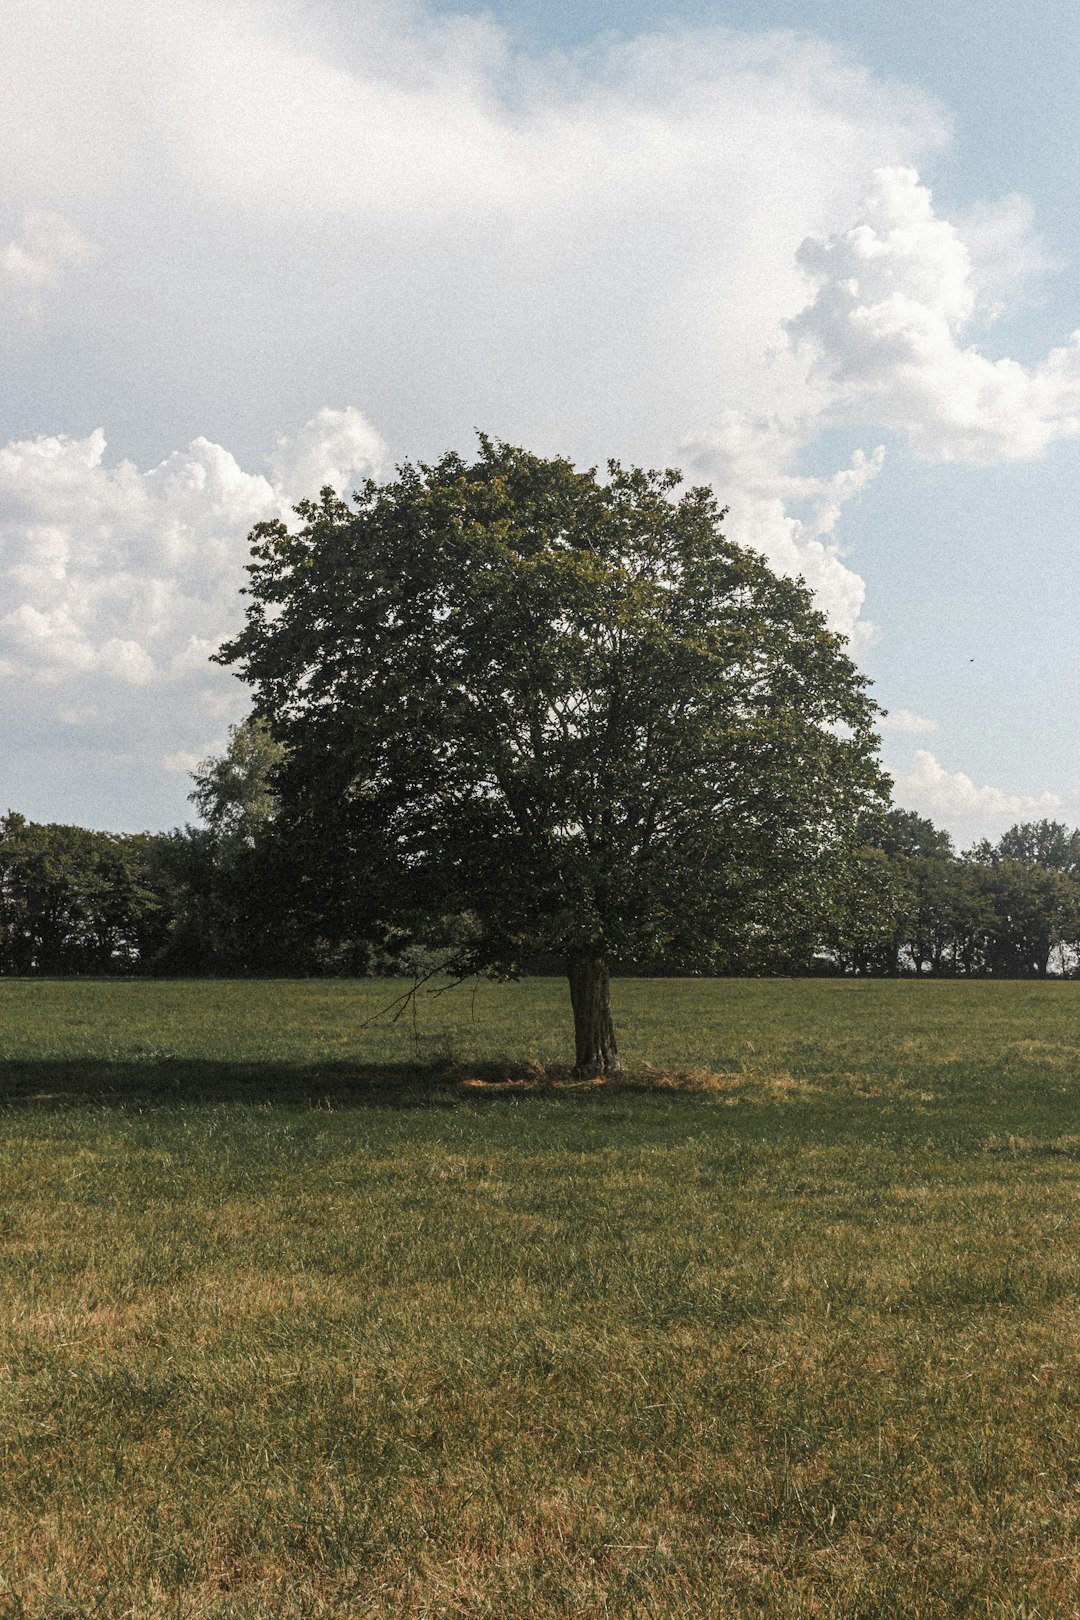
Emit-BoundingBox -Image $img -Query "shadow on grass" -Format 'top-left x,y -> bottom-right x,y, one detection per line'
0,1056 -> 747,1111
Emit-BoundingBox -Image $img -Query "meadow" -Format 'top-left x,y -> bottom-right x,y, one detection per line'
0,975 -> 1079,1617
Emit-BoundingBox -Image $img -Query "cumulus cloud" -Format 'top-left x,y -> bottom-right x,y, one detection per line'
683,410 -> 884,638
789,167 -> 1080,462
0,0 -> 947,468
0,431 -> 268,692
892,748 -> 1065,841
679,166 -> 1077,633
269,408 -> 389,507
0,1 -> 952,684
0,409 -> 385,818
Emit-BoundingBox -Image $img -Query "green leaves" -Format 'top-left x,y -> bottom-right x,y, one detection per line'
218,438 -> 891,975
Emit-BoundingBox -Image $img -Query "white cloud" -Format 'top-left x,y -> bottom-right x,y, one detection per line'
0,3 -> 952,690
893,748 -> 1065,841
0,408 -> 384,800
141,2 -> 942,230
879,708 -> 938,734
269,407 -> 389,508
682,410 -> 884,638
0,430 -> 269,693
0,0 -> 947,468
789,167 -> 1080,463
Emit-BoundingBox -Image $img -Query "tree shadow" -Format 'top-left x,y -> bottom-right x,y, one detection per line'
0,1057 -> 731,1112
0,1057 -> 471,1112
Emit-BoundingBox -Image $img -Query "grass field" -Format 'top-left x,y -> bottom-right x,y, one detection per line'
1,976 -> 1079,1617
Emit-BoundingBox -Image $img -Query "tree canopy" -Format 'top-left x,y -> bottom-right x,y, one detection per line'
217,438 -> 891,1069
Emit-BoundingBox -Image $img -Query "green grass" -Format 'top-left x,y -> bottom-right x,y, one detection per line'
1,977 -> 1079,1616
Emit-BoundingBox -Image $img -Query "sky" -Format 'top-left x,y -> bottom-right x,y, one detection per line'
2,0 -> 1079,847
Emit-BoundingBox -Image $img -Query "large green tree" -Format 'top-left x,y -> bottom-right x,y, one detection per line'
218,439 -> 891,1071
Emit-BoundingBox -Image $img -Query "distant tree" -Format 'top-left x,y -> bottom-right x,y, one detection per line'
817,844 -> 909,976
189,716 -> 285,847
218,439 -> 891,1071
850,808 -> 961,974
969,819 -> 1080,877
0,814 -> 169,974
875,807 -> 955,861
973,860 -> 1080,978
164,717 -> 311,975
902,855 -> 988,976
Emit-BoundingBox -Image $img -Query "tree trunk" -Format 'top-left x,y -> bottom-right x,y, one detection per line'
567,951 -> 622,1076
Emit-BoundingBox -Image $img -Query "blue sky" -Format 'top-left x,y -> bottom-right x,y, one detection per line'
1,0 -> 1079,843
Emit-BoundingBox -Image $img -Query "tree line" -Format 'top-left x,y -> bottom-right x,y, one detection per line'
3,763 -> 1079,980
845,810 -> 1080,979
0,722 -> 306,978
